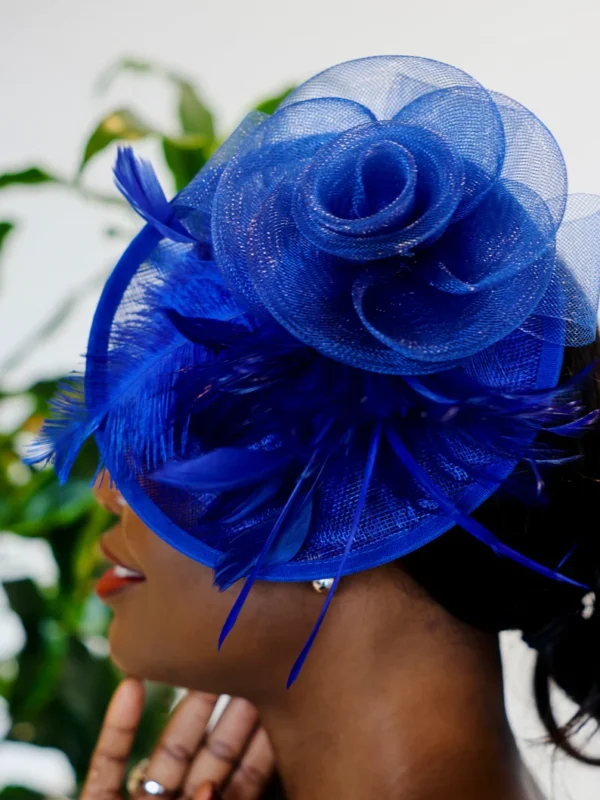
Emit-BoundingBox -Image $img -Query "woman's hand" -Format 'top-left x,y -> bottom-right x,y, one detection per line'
81,678 -> 276,800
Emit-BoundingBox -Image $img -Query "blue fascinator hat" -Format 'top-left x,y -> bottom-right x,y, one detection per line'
29,56 -> 600,684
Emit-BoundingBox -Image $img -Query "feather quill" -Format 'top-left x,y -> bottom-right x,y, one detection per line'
385,425 -> 589,590
286,422 -> 382,687
218,449 -> 323,649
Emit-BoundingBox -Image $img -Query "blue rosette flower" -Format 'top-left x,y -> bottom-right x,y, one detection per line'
27,56 -> 600,684
212,56 -> 589,373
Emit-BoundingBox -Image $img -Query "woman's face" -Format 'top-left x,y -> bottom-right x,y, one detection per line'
93,476 -> 320,698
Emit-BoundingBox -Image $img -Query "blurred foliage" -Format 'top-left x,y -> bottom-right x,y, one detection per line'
0,58 -> 293,798
0,169 -> 60,190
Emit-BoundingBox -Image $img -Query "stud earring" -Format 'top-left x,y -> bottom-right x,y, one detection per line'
312,578 -> 334,593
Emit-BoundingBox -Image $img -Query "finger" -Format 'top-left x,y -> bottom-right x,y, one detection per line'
182,697 -> 259,798
82,678 -> 145,800
222,726 -> 275,800
193,781 -> 222,800
136,691 -> 219,796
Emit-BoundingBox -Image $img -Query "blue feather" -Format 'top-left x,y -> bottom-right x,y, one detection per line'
286,422 -> 382,687
152,447 -> 294,492
213,520 -> 273,589
214,496 -> 314,589
220,480 -> 284,524
555,542 -> 578,571
385,425 -> 589,591
547,409 -> 600,435
163,309 -> 251,349
27,324 -> 210,485
23,374 -> 99,483
114,147 -> 196,244
25,226 -> 249,486
218,449 -> 322,649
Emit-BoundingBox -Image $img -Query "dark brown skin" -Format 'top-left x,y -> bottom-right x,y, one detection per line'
90,476 -> 546,800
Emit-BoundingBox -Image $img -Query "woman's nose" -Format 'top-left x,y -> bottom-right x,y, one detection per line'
93,471 -> 126,515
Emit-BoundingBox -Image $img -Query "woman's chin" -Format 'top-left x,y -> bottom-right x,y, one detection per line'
105,617 -> 233,693
106,618 -> 145,676
106,616 -> 170,682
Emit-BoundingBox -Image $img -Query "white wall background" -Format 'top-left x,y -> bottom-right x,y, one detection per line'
1,0 -> 599,797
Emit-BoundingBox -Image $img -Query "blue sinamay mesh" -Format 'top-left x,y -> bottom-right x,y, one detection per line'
30,56 -> 600,585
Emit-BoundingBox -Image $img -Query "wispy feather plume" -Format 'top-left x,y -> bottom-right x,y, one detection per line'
114,147 -> 196,243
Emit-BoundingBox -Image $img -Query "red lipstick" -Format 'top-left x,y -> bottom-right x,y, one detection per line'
96,541 -> 145,600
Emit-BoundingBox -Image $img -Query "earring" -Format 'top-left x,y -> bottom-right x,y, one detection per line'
312,578 -> 334,593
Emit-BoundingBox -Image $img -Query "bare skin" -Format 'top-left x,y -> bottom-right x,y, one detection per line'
88,476 -> 546,799
82,680 -> 276,799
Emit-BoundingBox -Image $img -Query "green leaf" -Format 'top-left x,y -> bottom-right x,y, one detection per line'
0,220 -> 14,244
0,220 -> 15,287
254,86 -> 296,116
95,57 -> 158,93
4,579 -> 64,723
15,479 -> 94,534
79,108 -> 153,174
119,57 -> 154,71
177,81 -> 214,140
4,578 -> 47,621
96,59 -> 214,142
14,637 -> 120,783
0,221 -> 15,270
162,135 -> 208,192
0,787 -> 42,799
107,57 -> 155,75
0,167 -> 59,190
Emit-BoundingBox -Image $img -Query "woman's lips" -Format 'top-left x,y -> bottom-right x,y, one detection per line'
96,565 -> 145,599
96,540 -> 146,600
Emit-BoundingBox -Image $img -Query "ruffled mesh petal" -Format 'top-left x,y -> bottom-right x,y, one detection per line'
392,85 -> 505,220
491,91 -> 567,228
522,194 -> 600,345
279,55 -> 487,120
352,245 -> 555,364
